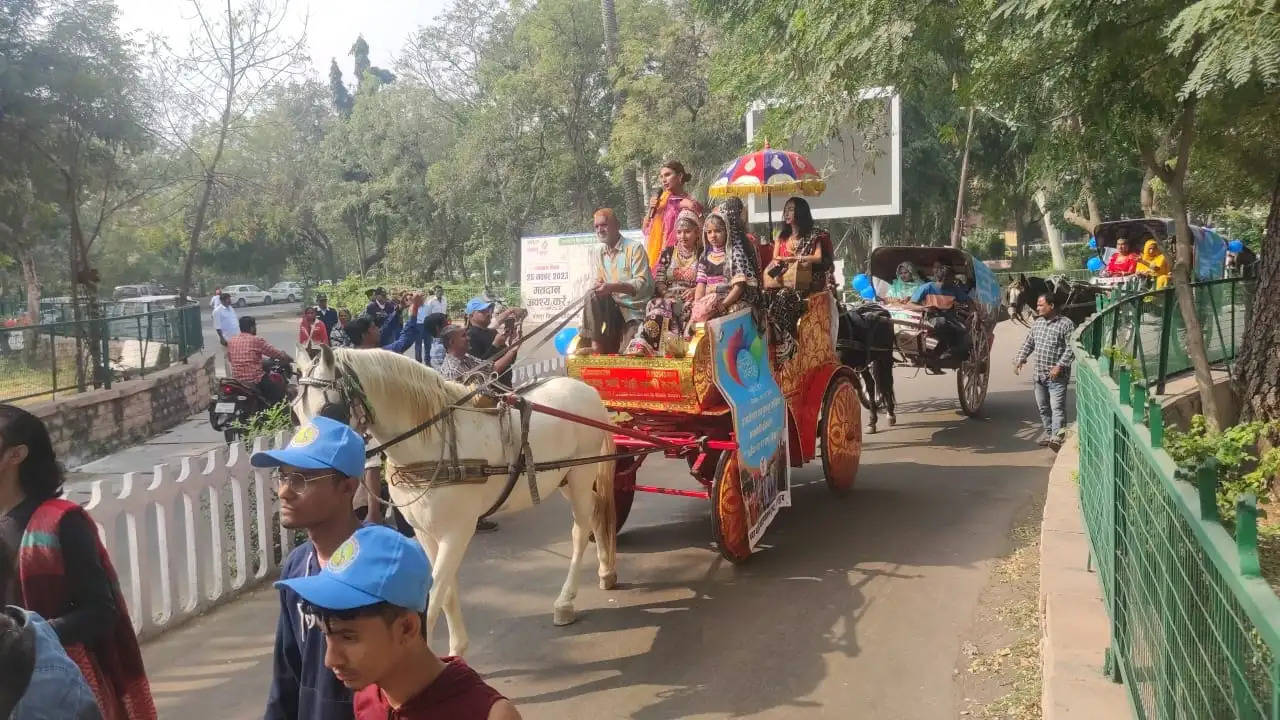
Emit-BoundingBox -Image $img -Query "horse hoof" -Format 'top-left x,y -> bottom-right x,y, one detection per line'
554,605 -> 577,626
888,415 -> 897,427
599,572 -> 617,590
867,423 -> 877,434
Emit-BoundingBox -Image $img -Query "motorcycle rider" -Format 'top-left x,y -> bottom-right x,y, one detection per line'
226,316 -> 292,406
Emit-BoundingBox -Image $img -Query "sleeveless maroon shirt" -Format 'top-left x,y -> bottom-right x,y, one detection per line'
353,657 -> 505,719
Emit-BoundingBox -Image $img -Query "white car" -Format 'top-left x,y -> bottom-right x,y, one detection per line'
223,284 -> 272,307
267,281 -> 304,303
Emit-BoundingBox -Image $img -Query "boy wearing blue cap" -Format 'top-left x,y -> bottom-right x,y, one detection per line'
278,525 -> 521,720
255,416 -> 367,720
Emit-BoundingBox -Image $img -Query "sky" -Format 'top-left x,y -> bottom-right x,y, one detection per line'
114,0 -> 451,81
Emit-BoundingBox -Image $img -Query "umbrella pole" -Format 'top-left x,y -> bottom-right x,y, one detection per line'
767,191 -> 774,243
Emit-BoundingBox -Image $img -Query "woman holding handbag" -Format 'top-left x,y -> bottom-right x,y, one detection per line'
762,197 -> 834,361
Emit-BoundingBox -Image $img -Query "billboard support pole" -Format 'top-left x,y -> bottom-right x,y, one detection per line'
871,217 -> 882,249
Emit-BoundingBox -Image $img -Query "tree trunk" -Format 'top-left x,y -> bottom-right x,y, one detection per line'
1236,170 -> 1280,422
1159,99 -> 1223,429
600,0 -> 643,228
1035,190 -> 1068,270
507,227 -> 521,284
949,106 -> 977,249
180,168 -> 220,302
19,249 -> 40,363
1140,167 -> 1157,218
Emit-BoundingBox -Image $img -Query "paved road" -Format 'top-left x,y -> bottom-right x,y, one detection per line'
140,320 -> 1061,719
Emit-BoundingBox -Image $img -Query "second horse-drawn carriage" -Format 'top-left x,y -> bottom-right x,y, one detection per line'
840,246 -> 1001,422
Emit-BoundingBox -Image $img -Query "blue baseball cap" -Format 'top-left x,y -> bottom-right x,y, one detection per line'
465,297 -> 495,315
275,525 -> 433,612
250,415 -> 365,479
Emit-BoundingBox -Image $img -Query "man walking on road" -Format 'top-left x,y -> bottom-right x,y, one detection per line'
254,416 -> 366,720
212,292 -> 239,374
276,525 -> 522,720
1014,293 -> 1074,451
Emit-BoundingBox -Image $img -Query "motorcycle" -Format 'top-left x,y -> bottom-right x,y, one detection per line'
208,357 -> 297,442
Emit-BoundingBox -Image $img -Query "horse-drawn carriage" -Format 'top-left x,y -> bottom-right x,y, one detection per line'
566,291 -> 862,563
843,246 -> 1000,418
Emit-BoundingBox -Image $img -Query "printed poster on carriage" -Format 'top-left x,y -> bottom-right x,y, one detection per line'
520,230 -> 644,324
707,308 -> 790,549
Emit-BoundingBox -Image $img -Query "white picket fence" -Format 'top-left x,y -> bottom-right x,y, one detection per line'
84,430 -> 295,640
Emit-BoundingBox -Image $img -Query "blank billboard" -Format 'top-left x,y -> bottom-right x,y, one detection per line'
745,89 -> 901,222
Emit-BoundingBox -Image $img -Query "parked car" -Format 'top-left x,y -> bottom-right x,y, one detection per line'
266,281 -> 304,303
223,284 -> 272,307
112,283 -> 166,300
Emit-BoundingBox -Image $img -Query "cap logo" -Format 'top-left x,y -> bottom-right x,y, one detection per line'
291,424 -> 319,447
329,537 -> 358,573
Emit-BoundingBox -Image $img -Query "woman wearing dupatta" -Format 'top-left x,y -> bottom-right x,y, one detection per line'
626,209 -> 704,356
688,204 -> 763,328
643,160 -> 704,269
1136,238 -> 1171,289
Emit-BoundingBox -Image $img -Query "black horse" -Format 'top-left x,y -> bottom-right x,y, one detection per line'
1006,274 -> 1109,327
837,303 -> 897,433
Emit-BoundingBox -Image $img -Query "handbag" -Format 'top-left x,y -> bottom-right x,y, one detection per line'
782,260 -> 813,291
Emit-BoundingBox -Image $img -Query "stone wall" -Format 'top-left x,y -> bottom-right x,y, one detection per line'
28,352 -> 216,466
1157,367 -> 1238,432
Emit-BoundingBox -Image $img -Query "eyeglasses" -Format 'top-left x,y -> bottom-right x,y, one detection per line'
272,469 -> 341,494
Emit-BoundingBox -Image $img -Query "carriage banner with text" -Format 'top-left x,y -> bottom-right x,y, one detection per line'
707,309 -> 790,548
520,230 -> 644,324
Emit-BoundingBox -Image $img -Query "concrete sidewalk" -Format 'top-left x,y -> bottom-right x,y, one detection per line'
141,586 -> 279,719
1039,432 -> 1128,718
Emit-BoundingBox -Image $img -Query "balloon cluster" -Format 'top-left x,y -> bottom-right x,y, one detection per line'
1228,240 -> 1245,254
1087,256 -> 1104,273
850,274 -> 876,300
554,326 -> 579,356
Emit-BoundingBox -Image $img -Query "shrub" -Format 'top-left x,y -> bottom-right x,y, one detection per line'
231,400 -> 295,447
1166,415 -> 1280,522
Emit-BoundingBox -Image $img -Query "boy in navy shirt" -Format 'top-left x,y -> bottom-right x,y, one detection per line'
254,416 -> 366,720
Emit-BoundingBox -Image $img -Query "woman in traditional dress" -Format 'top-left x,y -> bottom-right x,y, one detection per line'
1136,237 -> 1171,289
762,197 -> 834,361
0,405 -> 156,720
643,160 -> 704,269
688,205 -> 763,329
626,209 -> 704,356
884,261 -> 925,302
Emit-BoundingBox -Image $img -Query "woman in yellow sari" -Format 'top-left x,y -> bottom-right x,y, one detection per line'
1137,238 -> 1171,289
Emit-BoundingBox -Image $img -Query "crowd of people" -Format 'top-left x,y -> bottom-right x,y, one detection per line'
581,159 -> 836,363
0,405 -> 520,720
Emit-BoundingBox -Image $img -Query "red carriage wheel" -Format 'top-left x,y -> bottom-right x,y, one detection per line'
710,452 -> 752,564
611,454 -> 642,535
819,373 -> 862,495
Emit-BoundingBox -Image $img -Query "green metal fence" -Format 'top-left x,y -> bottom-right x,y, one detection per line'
0,304 -> 204,403
1075,276 -> 1280,719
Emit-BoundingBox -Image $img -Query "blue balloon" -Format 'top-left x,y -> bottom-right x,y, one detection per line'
553,326 -> 579,356
851,273 -> 872,290
1087,256 -> 1104,273
1088,236 -> 1097,249
1228,240 -> 1245,253
859,286 -> 876,300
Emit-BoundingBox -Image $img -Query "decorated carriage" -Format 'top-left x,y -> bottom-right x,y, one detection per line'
862,245 -> 1001,416
565,291 -> 862,563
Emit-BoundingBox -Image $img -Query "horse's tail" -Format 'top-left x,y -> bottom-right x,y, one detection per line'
592,432 -> 618,571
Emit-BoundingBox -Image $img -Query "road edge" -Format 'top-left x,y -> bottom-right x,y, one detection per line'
1039,430 -> 1129,719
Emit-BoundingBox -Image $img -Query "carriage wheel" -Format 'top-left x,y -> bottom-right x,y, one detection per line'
957,356 -> 990,416
710,452 -> 752,564
819,374 -> 862,495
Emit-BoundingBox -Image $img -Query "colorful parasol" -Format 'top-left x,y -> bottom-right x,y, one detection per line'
707,143 -> 826,199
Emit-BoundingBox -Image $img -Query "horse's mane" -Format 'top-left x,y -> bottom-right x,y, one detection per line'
330,348 -> 469,438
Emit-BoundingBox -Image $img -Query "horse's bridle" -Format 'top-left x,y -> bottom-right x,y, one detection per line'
297,360 -> 373,434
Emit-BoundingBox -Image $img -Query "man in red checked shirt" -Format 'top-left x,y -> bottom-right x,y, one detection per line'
227,315 -> 293,405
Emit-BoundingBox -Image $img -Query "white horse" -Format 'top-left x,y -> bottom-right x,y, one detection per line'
292,346 -> 618,656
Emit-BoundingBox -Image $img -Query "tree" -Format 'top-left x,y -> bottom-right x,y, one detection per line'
599,0 -> 644,227
153,0 -> 307,301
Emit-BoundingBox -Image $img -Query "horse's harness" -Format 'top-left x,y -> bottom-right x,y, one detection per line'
293,293 -> 661,517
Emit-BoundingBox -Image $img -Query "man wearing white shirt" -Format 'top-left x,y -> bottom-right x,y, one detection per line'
416,285 -> 447,364
211,293 -> 239,373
